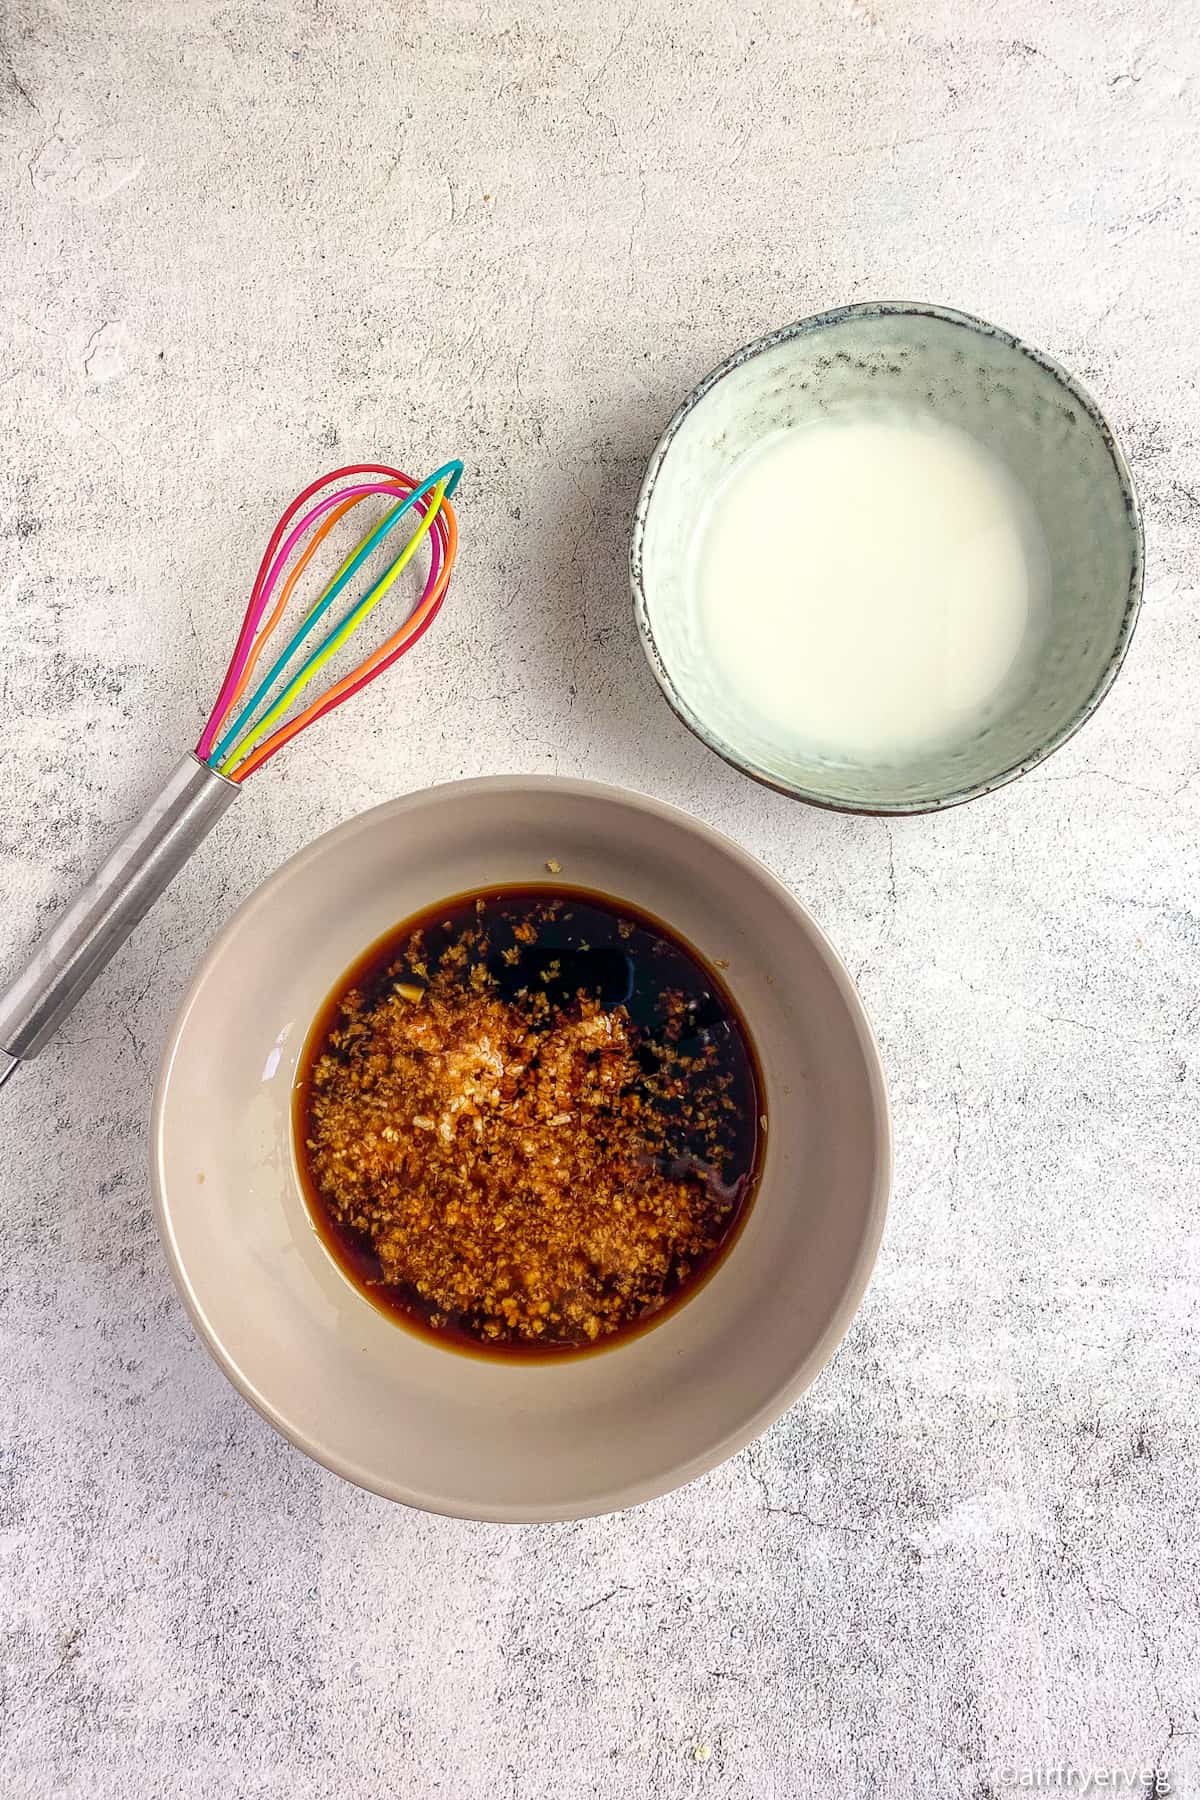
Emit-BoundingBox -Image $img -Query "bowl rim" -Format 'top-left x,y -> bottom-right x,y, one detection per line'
151,773 -> 892,1522
630,298 -> 1146,817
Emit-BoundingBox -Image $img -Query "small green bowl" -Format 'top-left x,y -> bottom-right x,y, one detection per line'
630,302 -> 1143,814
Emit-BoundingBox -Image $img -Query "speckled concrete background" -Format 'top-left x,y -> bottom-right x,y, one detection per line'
1,2 -> 1197,1795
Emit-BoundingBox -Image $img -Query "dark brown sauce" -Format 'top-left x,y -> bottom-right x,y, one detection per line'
294,885 -> 764,1359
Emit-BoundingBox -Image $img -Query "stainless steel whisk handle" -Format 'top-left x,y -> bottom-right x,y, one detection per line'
0,754 -> 239,1087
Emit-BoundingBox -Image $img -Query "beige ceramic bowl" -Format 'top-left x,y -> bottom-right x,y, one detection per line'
153,776 -> 890,1521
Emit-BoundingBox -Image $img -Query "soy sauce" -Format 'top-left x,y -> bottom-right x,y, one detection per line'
294,886 -> 764,1359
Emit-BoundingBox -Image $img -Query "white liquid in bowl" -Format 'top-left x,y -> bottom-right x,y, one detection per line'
692,411 -> 1050,763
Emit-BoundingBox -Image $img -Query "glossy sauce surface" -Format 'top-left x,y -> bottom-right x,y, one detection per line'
294,886 -> 764,1358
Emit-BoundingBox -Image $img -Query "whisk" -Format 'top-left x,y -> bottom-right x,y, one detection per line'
0,458 -> 463,1087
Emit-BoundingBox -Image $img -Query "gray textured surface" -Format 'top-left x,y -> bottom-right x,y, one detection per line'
1,1 -> 1198,1795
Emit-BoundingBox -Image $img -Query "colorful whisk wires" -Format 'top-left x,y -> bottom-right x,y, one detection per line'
196,460 -> 462,782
